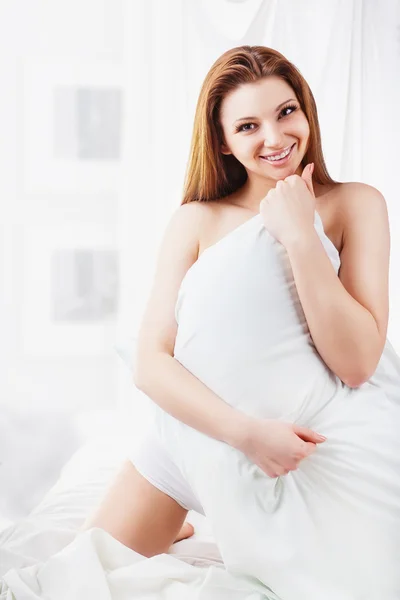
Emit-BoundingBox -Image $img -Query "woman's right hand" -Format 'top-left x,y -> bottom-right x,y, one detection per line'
234,417 -> 327,478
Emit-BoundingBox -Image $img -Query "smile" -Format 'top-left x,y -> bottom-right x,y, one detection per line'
260,143 -> 295,165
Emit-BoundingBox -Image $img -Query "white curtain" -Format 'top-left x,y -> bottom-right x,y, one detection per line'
117,0 -> 400,409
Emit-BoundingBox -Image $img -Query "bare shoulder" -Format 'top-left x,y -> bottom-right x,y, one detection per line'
169,200 -> 209,233
175,200 -> 224,255
158,201 -> 211,264
335,181 -> 387,212
335,181 -> 389,238
319,182 -> 388,254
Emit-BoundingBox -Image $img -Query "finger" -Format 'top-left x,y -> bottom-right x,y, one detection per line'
293,424 -> 326,443
301,163 -> 315,197
271,468 -> 289,478
294,443 -> 317,463
284,174 -> 298,184
264,460 -> 287,478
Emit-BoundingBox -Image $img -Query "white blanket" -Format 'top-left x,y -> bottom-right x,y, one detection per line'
0,432 -> 243,598
2,211 -> 400,599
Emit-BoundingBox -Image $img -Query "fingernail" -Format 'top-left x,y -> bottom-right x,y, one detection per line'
318,435 -> 327,440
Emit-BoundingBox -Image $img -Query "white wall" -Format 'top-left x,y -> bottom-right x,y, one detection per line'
0,0 -> 127,520
0,0 -> 125,415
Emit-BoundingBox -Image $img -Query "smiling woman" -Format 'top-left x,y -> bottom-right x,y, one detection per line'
83,45 -> 400,600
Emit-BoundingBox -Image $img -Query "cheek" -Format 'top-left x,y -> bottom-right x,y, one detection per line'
295,116 -> 310,141
230,138 -> 254,158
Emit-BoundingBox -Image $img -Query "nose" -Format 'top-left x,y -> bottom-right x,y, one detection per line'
261,122 -> 284,150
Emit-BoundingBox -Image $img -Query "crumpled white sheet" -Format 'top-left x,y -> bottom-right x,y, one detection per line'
0,527 -> 270,600
0,432 -> 245,599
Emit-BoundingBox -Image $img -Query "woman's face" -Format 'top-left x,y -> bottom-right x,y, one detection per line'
219,76 -> 310,185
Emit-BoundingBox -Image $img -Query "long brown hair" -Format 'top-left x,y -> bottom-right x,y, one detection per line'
181,45 -> 336,205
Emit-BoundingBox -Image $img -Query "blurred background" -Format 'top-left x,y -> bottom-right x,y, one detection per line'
0,0 -> 399,526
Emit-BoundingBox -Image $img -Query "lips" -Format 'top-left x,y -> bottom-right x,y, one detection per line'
260,143 -> 295,160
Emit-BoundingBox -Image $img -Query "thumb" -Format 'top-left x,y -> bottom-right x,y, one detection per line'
293,424 -> 326,444
301,163 -> 315,197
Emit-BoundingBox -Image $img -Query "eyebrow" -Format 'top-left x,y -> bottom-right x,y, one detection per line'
233,98 -> 297,125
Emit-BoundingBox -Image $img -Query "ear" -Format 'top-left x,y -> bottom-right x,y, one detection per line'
220,142 -> 232,155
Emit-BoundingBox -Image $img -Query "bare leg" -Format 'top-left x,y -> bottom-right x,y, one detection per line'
80,459 -> 194,557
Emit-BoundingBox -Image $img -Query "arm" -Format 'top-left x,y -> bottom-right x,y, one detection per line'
137,351 -> 248,446
134,202 -> 250,448
285,183 -> 390,388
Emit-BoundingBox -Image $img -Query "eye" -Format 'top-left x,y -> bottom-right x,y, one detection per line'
235,104 -> 298,133
279,104 -> 298,118
236,122 -> 256,133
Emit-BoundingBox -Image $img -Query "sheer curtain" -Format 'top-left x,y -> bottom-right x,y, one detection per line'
117,0 -> 400,411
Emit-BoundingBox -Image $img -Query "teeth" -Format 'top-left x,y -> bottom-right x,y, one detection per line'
262,146 -> 292,161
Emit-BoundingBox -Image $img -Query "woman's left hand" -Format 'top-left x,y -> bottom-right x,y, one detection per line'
259,163 -> 316,247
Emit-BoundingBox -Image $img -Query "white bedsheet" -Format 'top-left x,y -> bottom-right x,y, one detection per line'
0,527 -> 268,600
0,429 -> 238,599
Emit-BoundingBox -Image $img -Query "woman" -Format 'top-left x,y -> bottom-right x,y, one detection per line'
82,46 -> 400,598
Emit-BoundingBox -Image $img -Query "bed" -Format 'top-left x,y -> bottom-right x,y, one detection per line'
0,410 -> 224,579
